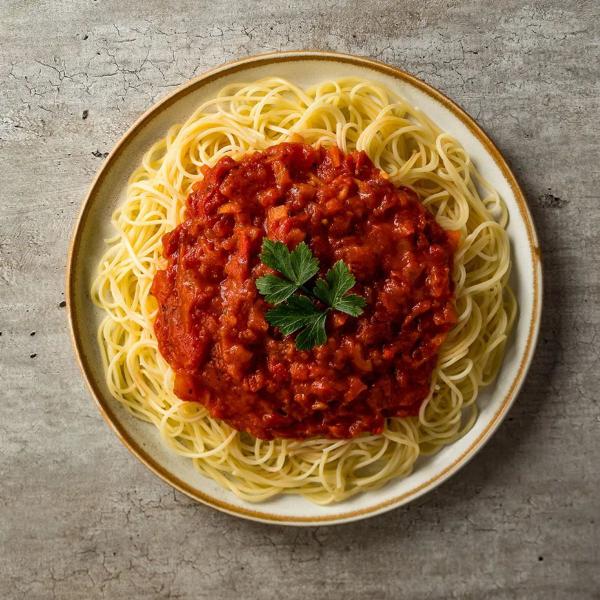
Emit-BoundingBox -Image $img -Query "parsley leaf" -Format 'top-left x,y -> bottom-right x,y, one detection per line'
265,295 -> 323,335
332,294 -> 367,317
295,312 -> 327,350
313,261 -> 366,315
255,275 -> 299,304
256,239 -> 366,349
289,241 -> 320,285
260,239 -> 319,286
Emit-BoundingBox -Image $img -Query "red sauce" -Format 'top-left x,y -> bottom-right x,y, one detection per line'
151,142 -> 457,440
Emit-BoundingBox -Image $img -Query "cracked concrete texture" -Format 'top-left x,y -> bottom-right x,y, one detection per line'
1,0 -> 599,598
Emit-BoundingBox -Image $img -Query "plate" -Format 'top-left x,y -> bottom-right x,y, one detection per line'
67,51 -> 542,525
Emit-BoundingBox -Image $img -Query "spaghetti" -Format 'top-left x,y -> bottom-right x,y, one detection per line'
92,77 -> 516,504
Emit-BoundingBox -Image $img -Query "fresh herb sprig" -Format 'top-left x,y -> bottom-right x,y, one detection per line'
256,240 -> 366,350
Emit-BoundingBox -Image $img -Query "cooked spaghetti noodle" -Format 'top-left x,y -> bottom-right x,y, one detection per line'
92,77 -> 516,503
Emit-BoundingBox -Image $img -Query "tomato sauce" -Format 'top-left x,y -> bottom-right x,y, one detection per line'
151,142 -> 457,440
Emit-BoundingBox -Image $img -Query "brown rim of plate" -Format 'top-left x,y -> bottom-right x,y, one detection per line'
66,50 -> 542,525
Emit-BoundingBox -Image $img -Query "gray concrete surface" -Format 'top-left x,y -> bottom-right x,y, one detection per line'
1,1 -> 599,598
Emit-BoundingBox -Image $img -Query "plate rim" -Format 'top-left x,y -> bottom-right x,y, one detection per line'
66,50 -> 543,525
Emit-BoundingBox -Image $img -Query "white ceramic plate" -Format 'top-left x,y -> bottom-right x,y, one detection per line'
67,51 -> 542,525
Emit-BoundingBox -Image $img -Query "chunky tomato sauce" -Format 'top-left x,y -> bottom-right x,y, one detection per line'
151,142 -> 457,440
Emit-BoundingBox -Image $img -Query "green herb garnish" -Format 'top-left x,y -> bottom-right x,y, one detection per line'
256,239 -> 366,350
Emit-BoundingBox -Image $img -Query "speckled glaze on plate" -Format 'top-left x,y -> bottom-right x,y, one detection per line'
67,51 -> 542,526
